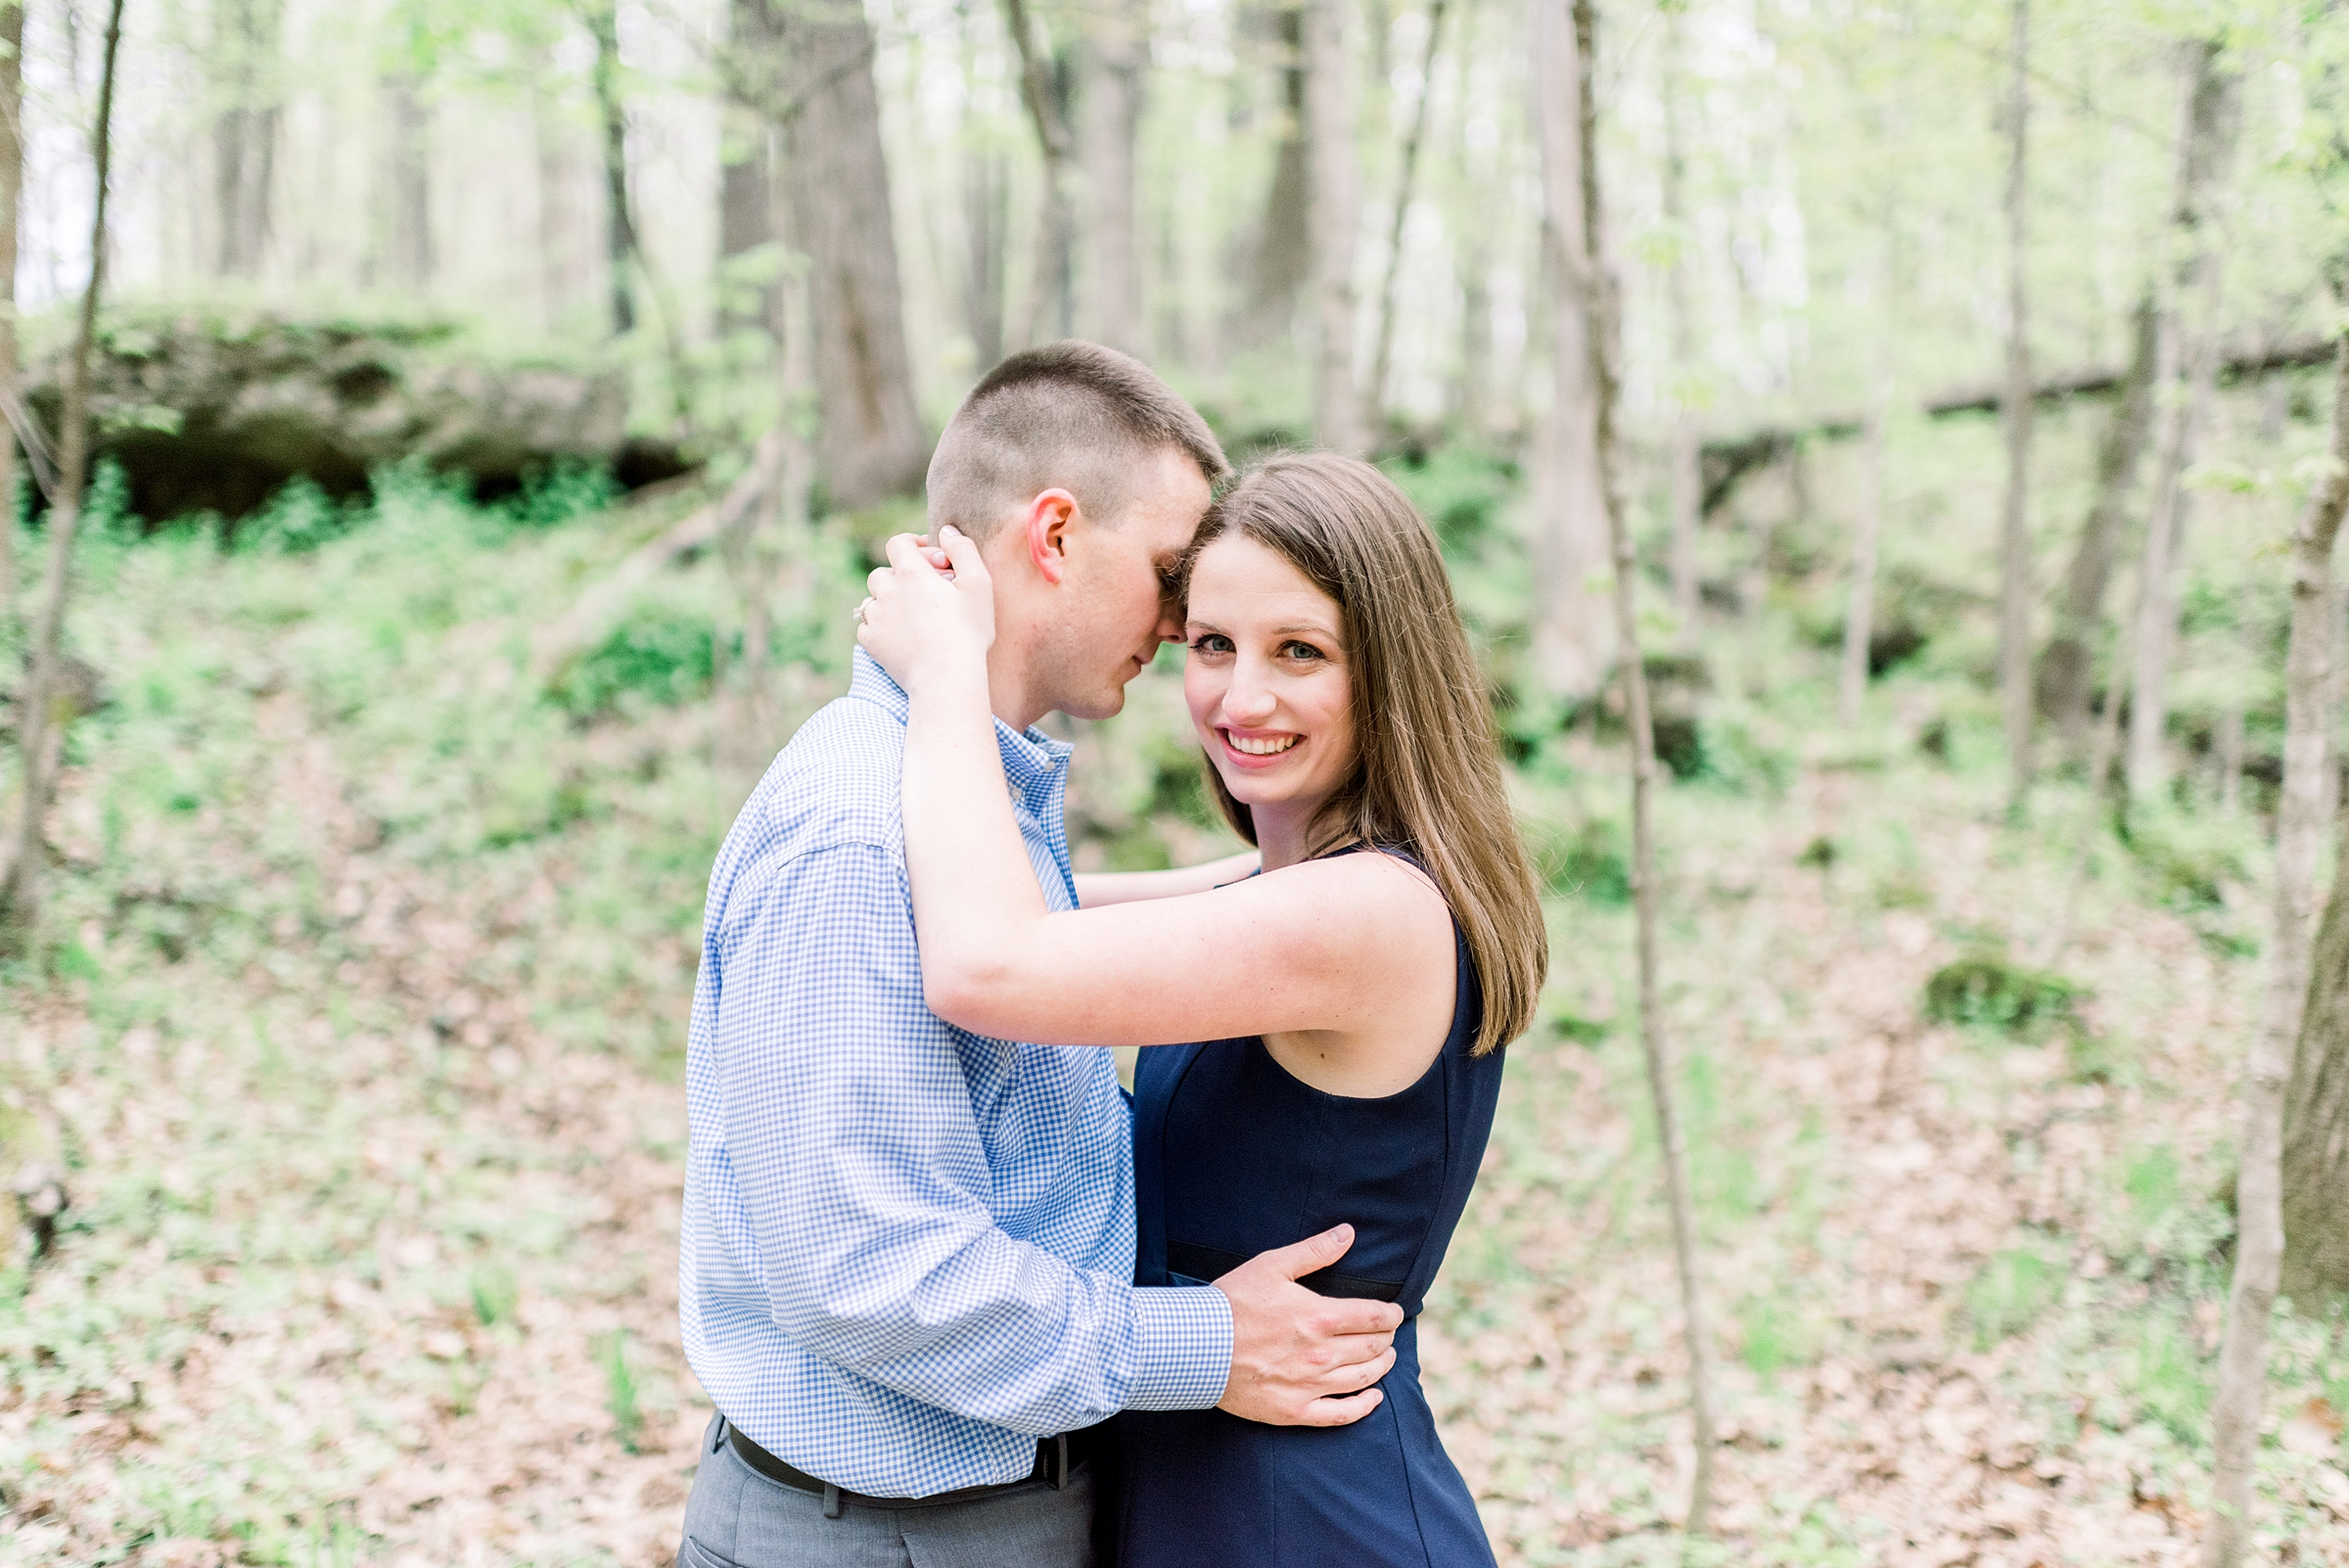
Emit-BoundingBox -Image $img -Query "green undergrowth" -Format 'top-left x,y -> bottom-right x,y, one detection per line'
0,434 -> 2336,1561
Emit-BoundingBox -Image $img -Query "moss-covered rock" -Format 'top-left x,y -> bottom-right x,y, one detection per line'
23,307 -> 690,525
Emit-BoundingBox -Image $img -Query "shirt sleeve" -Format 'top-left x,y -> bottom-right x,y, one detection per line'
714,840 -> 1232,1433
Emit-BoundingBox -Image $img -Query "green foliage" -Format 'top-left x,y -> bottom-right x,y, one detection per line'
1377,442 -> 1518,555
1736,1293 -> 1819,1376
2113,1144 -> 2235,1278
2119,803 -> 2254,914
2126,1145 -> 2181,1229
1526,811 -> 1633,904
1144,745 -> 1219,831
2123,1309 -> 2212,1447
1652,713 -> 1706,781
1492,690 -> 1569,766
469,1263 -> 519,1327
549,601 -> 718,717
84,457 -> 141,538
1923,952 -> 2086,1038
1694,712 -> 1797,796
235,476 -> 354,554
1965,1246 -> 2063,1348
601,1329 -> 641,1453
1872,866 -> 1932,909
480,757 -> 595,847
2320,1324 -> 2349,1430
0,391 -> 2326,1560
502,459 -> 621,531
1549,1010 -> 1612,1045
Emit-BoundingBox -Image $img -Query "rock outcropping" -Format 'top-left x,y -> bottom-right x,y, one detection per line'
23,310 -> 690,523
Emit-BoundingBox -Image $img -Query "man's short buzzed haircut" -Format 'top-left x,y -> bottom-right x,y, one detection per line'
927,341 -> 1230,539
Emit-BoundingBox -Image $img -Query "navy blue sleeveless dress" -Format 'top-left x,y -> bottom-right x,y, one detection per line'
1118,856 -> 1504,1567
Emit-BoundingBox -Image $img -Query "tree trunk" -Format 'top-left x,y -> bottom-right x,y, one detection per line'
532,87 -> 578,332
1528,0 -> 1610,698
2040,297 -> 2157,750
1003,0 -> 1075,347
2214,701 -> 2244,810
2049,564 -> 2137,964
2286,761 -> 2349,1308
2325,581 -> 2346,829
1079,0 -> 1148,355
2128,39 -> 2239,803
1566,0 -> 1717,1532
718,0 -> 776,337
1452,241 -> 1491,437
1239,7 -> 1312,351
0,0 -> 23,625
1368,0 -> 1447,431
773,0 -> 929,509
718,133 -> 771,275
1997,0 -> 2035,813
1660,7 -> 1700,643
2205,315 -> 2349,1568
584,0 -> 636,338
964,145 -> 1009,369
1304,0 -> 1362,454
1,0 -> 123,945
211,0 -> 281,279
1840,392 -> 1886,727
2283,320 -> 2349,1312
772,137 -> 817,652
382,73 -> 432,293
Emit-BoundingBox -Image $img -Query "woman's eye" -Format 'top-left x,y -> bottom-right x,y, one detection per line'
1189,633 -> 1233,655
1281,641 -> 1324,661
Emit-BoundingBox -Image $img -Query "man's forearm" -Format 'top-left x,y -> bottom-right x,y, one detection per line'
1074,850 -> 1261,908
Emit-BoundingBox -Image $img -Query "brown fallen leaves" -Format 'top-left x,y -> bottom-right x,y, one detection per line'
1,540 -> 2346,1565
1421,761 -> 2349,1565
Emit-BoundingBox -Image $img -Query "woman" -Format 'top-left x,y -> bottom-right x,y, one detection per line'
856,452 -> 1546,1568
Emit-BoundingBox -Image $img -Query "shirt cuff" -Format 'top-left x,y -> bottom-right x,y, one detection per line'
1125,1285 -> 1234,1409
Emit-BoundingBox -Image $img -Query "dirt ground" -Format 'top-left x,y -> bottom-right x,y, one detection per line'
3,620 -> 2347,1566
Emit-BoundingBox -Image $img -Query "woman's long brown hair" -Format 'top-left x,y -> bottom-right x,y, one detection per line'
1182,452 -> 1548,1055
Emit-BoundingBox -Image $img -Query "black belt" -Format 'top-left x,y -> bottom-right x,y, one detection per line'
722,1417 -> 1105,1519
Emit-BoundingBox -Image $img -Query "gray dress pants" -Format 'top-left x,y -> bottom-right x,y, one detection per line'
676,1414 -> 1095,1568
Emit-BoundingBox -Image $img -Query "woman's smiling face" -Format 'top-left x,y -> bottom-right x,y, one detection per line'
1182,533 -> 1358,825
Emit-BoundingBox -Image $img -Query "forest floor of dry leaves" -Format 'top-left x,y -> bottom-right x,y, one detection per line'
0,487 -> 2346,1566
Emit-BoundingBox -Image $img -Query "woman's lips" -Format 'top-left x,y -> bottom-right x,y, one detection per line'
1219,728 -> 1301,768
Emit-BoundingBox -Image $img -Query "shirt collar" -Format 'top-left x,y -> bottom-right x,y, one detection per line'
852,649 -> 1073,813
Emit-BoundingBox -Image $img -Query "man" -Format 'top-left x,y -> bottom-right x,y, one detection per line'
677,342 -> 1403,1568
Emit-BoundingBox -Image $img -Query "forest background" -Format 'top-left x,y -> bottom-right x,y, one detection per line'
4,0 -> 2349,1564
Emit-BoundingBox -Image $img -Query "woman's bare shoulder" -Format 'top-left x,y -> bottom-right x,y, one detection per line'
1251,848 -> 1451,937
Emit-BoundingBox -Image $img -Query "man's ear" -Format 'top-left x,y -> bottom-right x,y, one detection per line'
1021,488 -> 1081,585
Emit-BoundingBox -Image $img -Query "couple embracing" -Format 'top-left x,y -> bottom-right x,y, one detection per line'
676,341 -> 1548,1568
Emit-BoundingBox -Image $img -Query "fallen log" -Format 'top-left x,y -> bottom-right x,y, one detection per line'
1701,333 -> 2333,515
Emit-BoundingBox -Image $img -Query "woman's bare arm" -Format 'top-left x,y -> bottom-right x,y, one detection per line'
859,531 -> 1451,1050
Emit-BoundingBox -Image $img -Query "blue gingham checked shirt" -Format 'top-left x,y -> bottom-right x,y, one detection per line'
680,651 -> 1234,1498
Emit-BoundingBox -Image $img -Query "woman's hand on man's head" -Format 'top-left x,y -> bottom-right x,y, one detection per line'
855,525 -> 997,693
